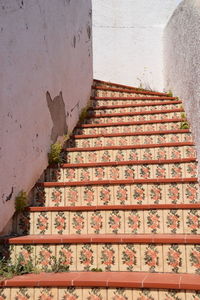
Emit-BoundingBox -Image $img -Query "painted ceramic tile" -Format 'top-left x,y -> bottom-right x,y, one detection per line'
183,133 -> 193,143
127,149 -> 139,161
17,211 -> 30,235
170,147 -> 183,160
107,210 -> 124,234
166,183 -> 182,204
163,244 -> 186,273
83,288 -> 106,300
155,164 -> 169,179
125,210 -> 143,234
114,149 -> 127,161
133,289 -> 159,300
34,186 -> 47,207
148,184 -> 164,204
186,245 -> 200,274
35,211 -> 51,234
82,185 -> 96,206
74,152 -> 84,164
184,146 -> 196,159
119,244 -> 140,271
94,166 -> 107,181
70,211 -> 87,234
123,165 -> 136,180
141,148 -> 155,160
82,139 -> 92,148
164,209 -> 183,234
109,166 -> 121,181
77,244 -> 97,271
157,134 -> 168,144
11,288 -> 34,300
145,124 -> 157,131
49,187 -> 65,207
144,210 -> 163,234
88,210 -> 105,234
15,245 -> 35,269
118,136 -> 129,146
129,135 -> 141,145
169,163 -> 183,179
143,135 -> 154,144
141,244 -> 163,272
0,288 -> 10,300
52,211 -> 69,234
34,288 -> 57,300
159,290 -> 186,300
108,288 -> 132,300
65,186 -> 80,206
79,167 -> 92,182
186,291 -> 200,300
36,245 -> 56,272
183,183 -> 199,203
131,184 -> 147,205
156,147 -> 167,160
114,184 -> 130,205
58,287 -> 82,299
49,168 -> 63,182
99,150 -> 112,162
184,162 -> 197,178
170,134 -> 180,143
139,164 -> 152,179
98,185 -> 114,205
93,137 -> 103,147
105,137 -> 115,146
98,244 -> 118,271
56,244 -> 76,271
63,167 -> 78,182
184,209 -> 200,234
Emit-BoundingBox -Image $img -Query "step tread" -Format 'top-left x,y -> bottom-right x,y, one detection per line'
92,96 -> 176,100
1,271 -> 200,289
4,234 -> 200,244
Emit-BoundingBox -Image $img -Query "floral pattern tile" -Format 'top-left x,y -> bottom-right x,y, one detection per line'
77,244 -> 97,271
125,210 -> 143,234
36,245 -> 56,272
159,290 -> 186,300
70,212 -> 87,234
49,187 -> 65,206
148,184 -> 164,204
119,244 -> 140,271
94,166 -> 107,181
56,244 -> 76,271
64,168 -> 78,182
155,164 -> 169,179
83,186 -> 96,206
79,167 -> 92,182
187,245 -> 200,274
52,211 -> 69,234
164,244 -> 186,273
183,183 -> 199,203
59,287 -> 82,299
83,288 -> 106,300
98,244 -> 118,271
133,289 -> 159,300
34,288 -> 57,300
142,244 -> 163,272
107,210 -> 124,234
169,163 -> 183,179
184,209 -> 200,234
88,211 -> 105,234
11,288 -> 34,300
114,184 -> 130,205
98,185 -> 114,205
184,162 -> 197,178
35,211 -> 51,234
164,209 -> 183,234
108,288 -> 132,300
65,186 -> 80,206
166,183 -> 182,204
144,210 -> 163,234
131,184 -> 147,204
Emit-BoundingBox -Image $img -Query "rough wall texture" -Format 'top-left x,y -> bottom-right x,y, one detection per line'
92,0 -> 182,91
164,0 -> 200,177
0,0 -> 93,233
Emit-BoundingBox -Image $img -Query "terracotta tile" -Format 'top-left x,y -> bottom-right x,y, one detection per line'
143,273 -> 181,289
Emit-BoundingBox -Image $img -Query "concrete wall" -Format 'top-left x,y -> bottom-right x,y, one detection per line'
0,0 -> 93,233
164,0 -> 200,177
92,0 -> 182,91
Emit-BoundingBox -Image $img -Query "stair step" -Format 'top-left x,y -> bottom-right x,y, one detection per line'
16,207 -> 200,235
64,146 -> 196,164
4,235 -> 200,274
34,181 -> 199,207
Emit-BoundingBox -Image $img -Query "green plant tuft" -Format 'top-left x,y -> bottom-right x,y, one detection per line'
48,142 -> 63,165
91,267 -> 103,272
167,90 -> 173,97
15,191 -> 27,212
180,121 -> 190,129
181,112 -> 186,120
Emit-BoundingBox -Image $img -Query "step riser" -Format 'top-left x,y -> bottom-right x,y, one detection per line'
73,133 -> 193,148
33,182 -> 199,207
74,122 -> 183,135
93,99 -> 177,106
1,287 -> 200,300
45,162 -> 197,183
64,146 -> 196,164
91,103 -> 181,114
16,209 -> 200,235
85,112 -> 183,124
95,90 -> 169,98
9,243 -> 200,274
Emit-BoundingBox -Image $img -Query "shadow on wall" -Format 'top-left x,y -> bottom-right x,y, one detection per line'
164,0 -> 200,178
46,91 -> 68,143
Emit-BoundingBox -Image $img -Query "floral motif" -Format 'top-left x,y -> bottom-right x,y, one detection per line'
150,185 -> 162,204
168,184 -> 180,204
119,137 -> 128,146
84,186 -> 95,206
101,150 -> 111,162
65,168 -> 76,181
133,184 -> 145,204
186,210 -> 200,234
144,136 -> 153,144
18,211 -> 30,235
94,138 -> 103,147
157,135 -> 167,144
61,287 -> 79,300
79,244 -> 94,271
101,244 -> 115,271
167,245 -> 182,273
112,288 -> 129,300
116,185 -> 128,205
155,164 -> 166,179
51,187 -> 63,206
143,149 -> 153,160
54,212 -> 66,234
87,288 -> 103,300
72,212 -> 85,234
108,211 -> 121,234
171,163 -> 182,178
147,210 -> 160,233
74,152 -> 84,164
122,245 -> 137,271
170,134 -> 180,143
111,127 -> 119,133
110,167 -> 120,180
59,245 -> 73,268
67,187 -> 78,206
89,128 -> 97,135
185,146 -> 196,158
163,290 -> 183,300
140,165 -> 151,179
159,123 -> 168,131
106,138 -> 115,146
36,212 -> 49,234
136,289 -> 154,300
130,136 -> 140,145
80,168 -> 91,181
95,167 -> 105,180
171,147 -> 181,159
38,288 -> 54,300
50,168 -> 61,182
15,288 -> 31,300
157,148 -> 167,160
99,185 -> 111,205
187,163 -> 197,177
37,246 -> 53,271
124,166 -> 135,180
184,133 -> 192,142
34,186 -> 46,207
146,124 -> 156,131
128,149 -> 138,161
171,123 -> 180,130
166,210 -> 180,234
190,245 -> 200,274
127,211 -> 141,233
144,245 -> 159,272
90,211 -> 103,234
115,150 -> 125,161
185,184 -> 198,203
18,246 -> 33,268
82,140 -> 90,148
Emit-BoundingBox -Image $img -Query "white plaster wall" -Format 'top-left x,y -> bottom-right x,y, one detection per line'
92,0 -> 182,91
164,0 -> 200,177
0,0 -> 93,233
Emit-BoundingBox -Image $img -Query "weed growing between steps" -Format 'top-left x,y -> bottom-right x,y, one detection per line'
15,191 -> 28,212
180,112 -> 190,129
48,142 -> 63,165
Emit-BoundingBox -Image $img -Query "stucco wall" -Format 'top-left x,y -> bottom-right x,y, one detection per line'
92,0 -> 182,91
0,0 -> 93,233
164,0 -> 200,177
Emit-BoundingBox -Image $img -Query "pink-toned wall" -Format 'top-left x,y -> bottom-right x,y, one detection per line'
0,0 -> 93,233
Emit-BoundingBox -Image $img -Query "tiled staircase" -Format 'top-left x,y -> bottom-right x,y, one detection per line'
1,79 -> 200,299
